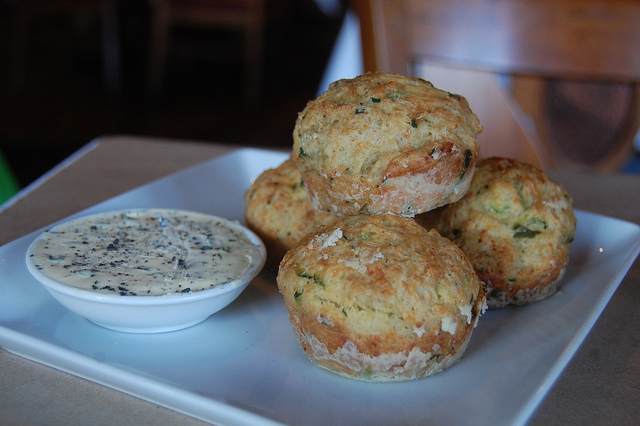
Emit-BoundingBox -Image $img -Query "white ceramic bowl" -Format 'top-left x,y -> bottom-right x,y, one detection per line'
25,209 -> 266,333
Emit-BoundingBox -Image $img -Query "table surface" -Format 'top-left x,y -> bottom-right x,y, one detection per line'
1,135 -> 639,425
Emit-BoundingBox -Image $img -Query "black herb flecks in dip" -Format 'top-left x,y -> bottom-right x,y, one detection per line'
28,209 -> 263,296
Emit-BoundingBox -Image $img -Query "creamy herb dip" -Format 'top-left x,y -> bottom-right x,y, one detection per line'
27,209 -> 264,296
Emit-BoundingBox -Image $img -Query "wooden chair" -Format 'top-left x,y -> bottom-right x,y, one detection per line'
147,0 -> 266,103
353,0 -> 640,171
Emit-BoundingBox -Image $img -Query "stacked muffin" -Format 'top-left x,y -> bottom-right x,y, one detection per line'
245,72 -> 576,381
292,72 -> 481,217
416,157 -> 577,308
244,158 -> 342,268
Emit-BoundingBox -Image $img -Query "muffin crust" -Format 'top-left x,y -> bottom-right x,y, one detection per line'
293,72 -> 482,217
417,157 -> 577,308
244,158 -> 342,267
277,214 -> 486,381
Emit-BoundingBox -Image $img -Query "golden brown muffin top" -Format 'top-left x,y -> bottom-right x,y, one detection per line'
277,214 -> 484,344
293,72 -> 482,185
244,158 -> 341,266
428,156 -> 576,246
416,156 -> 577,307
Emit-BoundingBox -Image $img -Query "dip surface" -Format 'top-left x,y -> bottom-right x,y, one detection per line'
27,209 -> 264,296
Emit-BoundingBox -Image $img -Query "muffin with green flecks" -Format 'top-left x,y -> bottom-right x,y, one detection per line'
292,72 -> 482,217
245,157 -> 342,267
416,157 -> 577,308
277,214 -> 486,381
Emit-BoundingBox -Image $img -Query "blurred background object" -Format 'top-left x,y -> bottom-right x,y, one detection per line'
147,0 -> 267,104
2,0 -> 640,202
0,149 -> 19,205
0,0 -> 346,190
354,0 -> 640,173
6,0 -> 122,97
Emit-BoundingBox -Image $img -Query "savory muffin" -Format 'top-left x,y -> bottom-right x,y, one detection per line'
245,158 -> 342,267
292,72 -> 482,217
416,157 -> 577,308
277,214 -> 486,381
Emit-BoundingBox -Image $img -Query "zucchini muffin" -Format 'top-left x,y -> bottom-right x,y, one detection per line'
277,214 -> 486,381
292,72 -> 482,217
245,158 -> 342,267
416,157 -> 577,308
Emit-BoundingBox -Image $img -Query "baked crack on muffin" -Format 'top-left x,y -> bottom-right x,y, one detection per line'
245,158 -> 342,267
277,214 -> 486,381
416,157 -> 577,308
292,72 -> 482,217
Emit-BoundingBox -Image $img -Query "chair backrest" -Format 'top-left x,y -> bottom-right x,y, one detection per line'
354,0 -> 640,171
356,0 -> 640,80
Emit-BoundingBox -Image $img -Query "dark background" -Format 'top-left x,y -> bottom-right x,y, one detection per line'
2,0 -> 638,193
0,0 -> 345,189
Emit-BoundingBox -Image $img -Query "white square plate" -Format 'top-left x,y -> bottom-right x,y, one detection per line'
1,148 -> 639,426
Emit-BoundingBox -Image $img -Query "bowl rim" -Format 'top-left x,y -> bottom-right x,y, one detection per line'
25,208 -> 266,306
